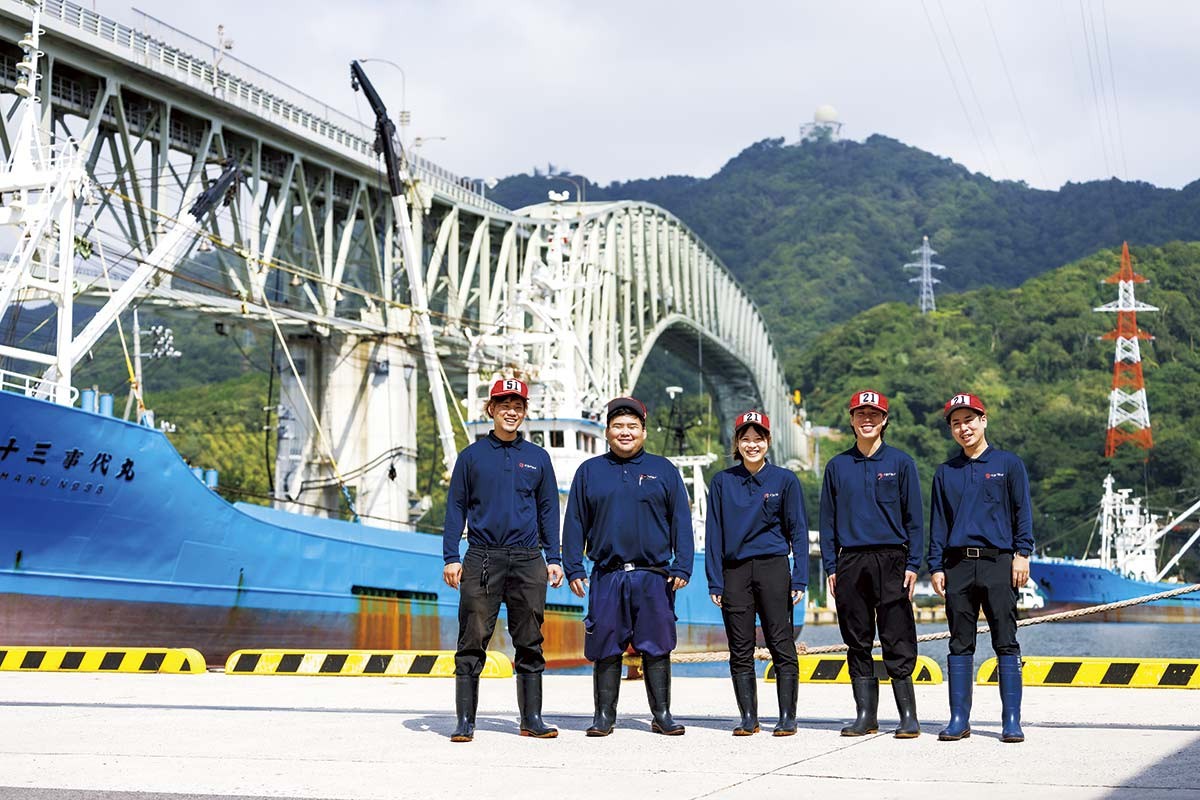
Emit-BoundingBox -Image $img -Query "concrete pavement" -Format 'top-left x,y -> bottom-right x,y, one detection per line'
0,672 -> 1196,799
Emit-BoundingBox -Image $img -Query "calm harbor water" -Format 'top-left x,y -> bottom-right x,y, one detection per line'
550,621 -> 1200,677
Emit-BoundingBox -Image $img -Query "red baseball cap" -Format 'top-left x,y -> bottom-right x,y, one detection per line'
606,396 -> 647,423
489,378 -> 529,399
944,392 -> 986,420
734,410 -> 770,435
848,390 -> 888,414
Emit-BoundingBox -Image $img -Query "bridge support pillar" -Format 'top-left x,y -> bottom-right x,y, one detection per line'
273,333 -> 419,529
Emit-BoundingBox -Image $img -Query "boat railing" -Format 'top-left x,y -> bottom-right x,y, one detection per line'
0,367 -> 78,403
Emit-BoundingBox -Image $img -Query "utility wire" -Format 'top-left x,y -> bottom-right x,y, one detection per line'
981,2 -> 1048,186
937,0 -> 1007,179
920,0 -> 993,176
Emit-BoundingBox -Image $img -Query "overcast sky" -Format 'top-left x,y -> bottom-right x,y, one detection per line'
102,1 -> 1199,192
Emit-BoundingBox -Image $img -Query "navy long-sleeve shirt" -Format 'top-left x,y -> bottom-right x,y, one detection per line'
705,462 -> 809,593
562,449 -> 694,583
927,445 -> 1035,572
819,442 -> 924,575
441,432 -> 560,565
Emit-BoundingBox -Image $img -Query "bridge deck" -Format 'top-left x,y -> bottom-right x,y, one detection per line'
0,672 -> 1194,798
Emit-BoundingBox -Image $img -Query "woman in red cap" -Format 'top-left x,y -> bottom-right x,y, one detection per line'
705,410 -> 809,736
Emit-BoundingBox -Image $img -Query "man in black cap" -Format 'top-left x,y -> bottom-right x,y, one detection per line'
563,396 -> 694,736
928,392 -> 1034,744
442,377 -> 563,742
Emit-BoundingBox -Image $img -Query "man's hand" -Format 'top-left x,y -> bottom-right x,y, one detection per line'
569,577 -> 588,598
931,571 -> 946,598
904,570 -> 918,601
1012,554 -> 1030,588
710,594 -> 722,608
547,563 -> 564,588
791,590 -> 804,606
826,573 -> 837,599
443,562 -> 462,590
670,576 -> 688,591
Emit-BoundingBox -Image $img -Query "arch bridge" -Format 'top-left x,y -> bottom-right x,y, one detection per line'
0,0 -> 809,527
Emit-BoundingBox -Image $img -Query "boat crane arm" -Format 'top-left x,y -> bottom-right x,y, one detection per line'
1153,496 -> 1200,581
351,60 -> 458,477
42,161 -> 241,384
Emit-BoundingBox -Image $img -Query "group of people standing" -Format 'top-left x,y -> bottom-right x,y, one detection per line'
441,378 -> 1033,744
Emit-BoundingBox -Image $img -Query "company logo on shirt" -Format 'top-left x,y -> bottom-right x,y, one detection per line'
985,472 -> 1004,480
638,473 -> 658,486
517,462 -> 539,471
762,492 -> 781,501
877,471 -> 897,480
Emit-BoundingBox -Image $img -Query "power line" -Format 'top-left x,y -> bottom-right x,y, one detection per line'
981,2 -> 1048,186
920,0 -> 993,176
936,0 -> 1008,179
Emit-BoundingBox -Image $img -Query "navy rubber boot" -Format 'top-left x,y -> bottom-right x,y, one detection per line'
938,654 -> 973,741
999,654 -> 1025,743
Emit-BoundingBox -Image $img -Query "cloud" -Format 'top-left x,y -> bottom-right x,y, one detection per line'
106,0 -> 1200,190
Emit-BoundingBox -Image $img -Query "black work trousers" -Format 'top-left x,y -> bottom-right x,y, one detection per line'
720,555 -> 798,675
945,550 -> 1020,657
455,545 -> 548,676
834,546 -> 916,679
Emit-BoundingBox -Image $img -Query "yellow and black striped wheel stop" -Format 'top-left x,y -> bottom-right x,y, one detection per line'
224,649 -> 513,678
765,654 -> 942,684
978,656 -> 1200,689
0,646 -> 205,674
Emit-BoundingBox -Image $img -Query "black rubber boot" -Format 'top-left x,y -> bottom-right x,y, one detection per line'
730,672 -> 759,735
516,672 -> 558,739
840,677 -> 879,736
772,667 -> 798,737
586,656 -> 622,737
643,655 -> 685,735
938,654 -> 973,741
450,675 -> 478,742
892,676 -> 921,739
999,655 -> 1025,743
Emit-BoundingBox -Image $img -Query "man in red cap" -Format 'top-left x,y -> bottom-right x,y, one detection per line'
562,396 -> 694,736
819,389 -> 923,739
442,377 -> 563,742
928,393 -> 1034,744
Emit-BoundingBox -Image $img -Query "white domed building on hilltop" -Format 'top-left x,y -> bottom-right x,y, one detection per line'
798,105 -> 843,143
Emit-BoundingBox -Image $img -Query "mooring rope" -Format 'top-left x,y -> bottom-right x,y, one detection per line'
624,582 -> 1200,666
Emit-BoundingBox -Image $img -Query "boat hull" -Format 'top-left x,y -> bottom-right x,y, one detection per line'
0,390 -> 801,667
1029,558 -> 1200,623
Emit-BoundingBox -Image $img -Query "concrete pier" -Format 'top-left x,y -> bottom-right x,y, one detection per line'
0,672 -> 1195,799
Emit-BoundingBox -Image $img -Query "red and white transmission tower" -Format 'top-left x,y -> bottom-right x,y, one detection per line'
1094,242 -> 1158,458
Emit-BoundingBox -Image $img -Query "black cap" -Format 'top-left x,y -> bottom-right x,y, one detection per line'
606,396 -> 647,423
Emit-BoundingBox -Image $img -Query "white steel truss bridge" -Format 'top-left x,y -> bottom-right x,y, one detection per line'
0,0 -> 809,525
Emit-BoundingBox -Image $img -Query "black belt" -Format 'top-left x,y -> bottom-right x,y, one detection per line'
600,562 -> 668,576
950,547 -> 1009,559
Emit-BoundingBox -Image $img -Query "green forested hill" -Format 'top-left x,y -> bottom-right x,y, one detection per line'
492,136 -> 1200,381
794,241 -> 1200,572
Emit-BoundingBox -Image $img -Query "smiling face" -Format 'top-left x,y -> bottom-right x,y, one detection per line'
948,408 -> 988,453
735,425 -> 770,468
850,405 -> 887,446
606,412 -> 646,458
488,395 -> 527,439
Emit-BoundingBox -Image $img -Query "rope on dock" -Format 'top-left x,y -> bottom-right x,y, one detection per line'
629,582 -> 1200,666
